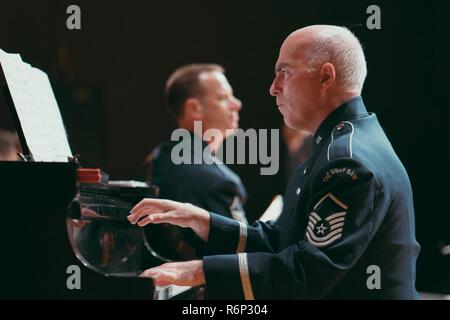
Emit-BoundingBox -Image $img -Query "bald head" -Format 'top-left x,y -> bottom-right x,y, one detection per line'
285,25 -> 367,93
270,25 -> 367,132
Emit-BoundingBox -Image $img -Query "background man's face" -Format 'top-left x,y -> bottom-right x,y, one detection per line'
0,151 -> 18,161
270,37 -> 321,132
197,71 -> 242,136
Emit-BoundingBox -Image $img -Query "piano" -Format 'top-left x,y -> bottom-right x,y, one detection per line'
0,49 -> 201,299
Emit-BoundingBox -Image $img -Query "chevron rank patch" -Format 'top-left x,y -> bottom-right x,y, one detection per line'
306,193 -> 348,247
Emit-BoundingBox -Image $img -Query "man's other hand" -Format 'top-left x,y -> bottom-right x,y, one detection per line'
140,260 -> 205,287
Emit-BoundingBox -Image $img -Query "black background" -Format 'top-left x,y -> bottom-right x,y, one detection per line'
0,0 -> 448,294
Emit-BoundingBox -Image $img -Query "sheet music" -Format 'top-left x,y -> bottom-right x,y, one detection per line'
0,49 -> 72,162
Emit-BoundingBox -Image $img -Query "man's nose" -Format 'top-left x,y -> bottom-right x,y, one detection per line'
269,78 -> 281,96
230,97 -> 242,111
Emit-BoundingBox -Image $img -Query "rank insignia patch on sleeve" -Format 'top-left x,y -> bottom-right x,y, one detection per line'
306,193 -> 348,247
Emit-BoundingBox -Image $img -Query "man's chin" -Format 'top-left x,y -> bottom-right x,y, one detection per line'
225,126 -> 238,137
283,117 -> 297,130
231,121 -> 239,130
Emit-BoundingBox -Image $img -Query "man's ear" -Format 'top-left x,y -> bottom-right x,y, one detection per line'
183,97 -> 203,120
320,62 -> 336,89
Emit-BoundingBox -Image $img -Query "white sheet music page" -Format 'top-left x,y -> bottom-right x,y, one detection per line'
0,49 -> 72,162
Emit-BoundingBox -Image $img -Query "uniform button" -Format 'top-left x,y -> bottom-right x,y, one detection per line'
303,167 -> 308,175
296,187 -> 301,196
336,123 -> 345,131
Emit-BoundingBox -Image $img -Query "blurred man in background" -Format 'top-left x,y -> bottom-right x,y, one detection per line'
0,129 -> 20,161
147,64 -> 247,223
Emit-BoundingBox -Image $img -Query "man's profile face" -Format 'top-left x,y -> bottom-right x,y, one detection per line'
269,35 -> 321,132
197,71 -> 242,136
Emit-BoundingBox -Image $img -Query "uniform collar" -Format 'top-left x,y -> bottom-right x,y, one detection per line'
165,130 -> 212,155
188,130 -> 217,161
312,96 -> 368,152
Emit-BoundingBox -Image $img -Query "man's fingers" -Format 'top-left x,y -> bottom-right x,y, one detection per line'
136,215 -> 152,227
131,198 -> 178,215
130,198 -> 161,214
153,279 -> 175,287
140,267 -> 160,278
140,268 -> 179,286
139,260 -> 204,287
136,213 -> 165,227
128,205 -> 160,224
128,198 -> 183,224
136,211 -> 180,227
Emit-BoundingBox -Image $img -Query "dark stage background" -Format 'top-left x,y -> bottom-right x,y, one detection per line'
0,0 -> 448,294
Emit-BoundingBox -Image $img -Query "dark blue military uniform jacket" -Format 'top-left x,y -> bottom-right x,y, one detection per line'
150,133 -> 247,223
203,97 -> 420,299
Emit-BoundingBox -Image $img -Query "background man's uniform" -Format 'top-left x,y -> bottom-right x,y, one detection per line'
149,133 -> 247,223
147,133 -> 247,259
202,97 -> 420,299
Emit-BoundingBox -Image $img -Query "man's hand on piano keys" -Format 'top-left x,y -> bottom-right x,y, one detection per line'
128,199 -> 211,242
139,260 -> 205,287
